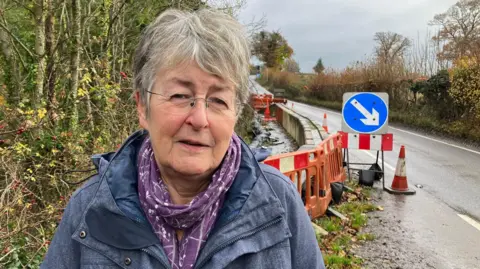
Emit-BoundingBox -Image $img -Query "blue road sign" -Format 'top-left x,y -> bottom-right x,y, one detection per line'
342,92 -> 388,134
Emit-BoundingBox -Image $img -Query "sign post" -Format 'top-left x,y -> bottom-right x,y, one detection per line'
341,92 -> 391,189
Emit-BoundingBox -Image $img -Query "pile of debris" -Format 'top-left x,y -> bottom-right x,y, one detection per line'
249,113 -> 298,155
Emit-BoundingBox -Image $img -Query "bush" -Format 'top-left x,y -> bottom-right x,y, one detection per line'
0,95 -> 138,267
420,70 -> 455,119
449,63 -> 480,120
260,68 -> 305,98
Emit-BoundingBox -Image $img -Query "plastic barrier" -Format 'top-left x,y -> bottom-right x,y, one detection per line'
263,133 -> 346,219
250,94 -> 287,110
323,133 -> 346,184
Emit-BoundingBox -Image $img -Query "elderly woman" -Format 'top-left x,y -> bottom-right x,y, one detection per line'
41,8 -> 325,269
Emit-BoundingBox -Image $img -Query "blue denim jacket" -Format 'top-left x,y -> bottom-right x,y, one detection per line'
41,130 -> 325,269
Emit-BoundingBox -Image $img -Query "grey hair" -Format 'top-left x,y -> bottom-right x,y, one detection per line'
133,8 -> 251,117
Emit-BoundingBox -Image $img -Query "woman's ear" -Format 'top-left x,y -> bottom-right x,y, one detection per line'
135,91 -> 149,130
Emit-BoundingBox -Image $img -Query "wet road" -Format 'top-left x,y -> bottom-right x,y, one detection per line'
248,76 -> 272,95
289,100 -> 480,268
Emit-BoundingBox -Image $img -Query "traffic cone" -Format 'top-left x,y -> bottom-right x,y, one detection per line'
263,99 -> 275,122
385,146 -> 416,195
322,113 -> 329,133
265,100 -> 271,118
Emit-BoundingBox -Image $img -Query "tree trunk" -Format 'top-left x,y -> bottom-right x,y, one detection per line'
85,89 -> 94,132
45,0 -> 57,125
34,0 -> 46,108
0,28 -> 21,105
69,0 -> 81,130
118,11 -> 125,86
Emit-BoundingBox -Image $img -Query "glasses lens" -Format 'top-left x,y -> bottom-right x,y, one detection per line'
151,91 -> 235,117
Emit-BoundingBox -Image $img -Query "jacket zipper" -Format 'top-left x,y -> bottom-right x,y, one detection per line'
142,248 -> 171,269
195,216 -> 283,269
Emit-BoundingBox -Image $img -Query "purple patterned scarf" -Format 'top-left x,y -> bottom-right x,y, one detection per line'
137,134 -> 242,269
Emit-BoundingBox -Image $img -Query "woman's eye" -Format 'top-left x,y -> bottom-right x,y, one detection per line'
170,94 -> 191,100
209,97 -> 228,107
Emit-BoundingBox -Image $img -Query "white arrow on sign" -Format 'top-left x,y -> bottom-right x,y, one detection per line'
350,99 -> 379,126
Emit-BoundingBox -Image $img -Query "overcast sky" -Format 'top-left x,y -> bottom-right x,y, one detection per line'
238,0 -> 458,73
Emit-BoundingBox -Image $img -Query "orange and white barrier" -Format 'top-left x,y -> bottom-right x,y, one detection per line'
338,131 -> 393,151
250,94 -> 287,110
263,133 -> 346,219
264,152 -> 309,173
324,135 -> 344,184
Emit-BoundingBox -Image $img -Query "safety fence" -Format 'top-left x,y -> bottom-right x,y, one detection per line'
263,133 -> 346,219
250,94 -> 287,110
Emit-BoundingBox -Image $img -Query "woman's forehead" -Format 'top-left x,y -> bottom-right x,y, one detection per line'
158,67 -> 235,93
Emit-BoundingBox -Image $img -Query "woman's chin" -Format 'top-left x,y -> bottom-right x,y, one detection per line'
171,159 -> 212,176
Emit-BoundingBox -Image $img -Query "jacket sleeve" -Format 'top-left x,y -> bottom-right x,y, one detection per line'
259,164 -> 326,269
40,175 -> 100,269
285,181 -> 326,269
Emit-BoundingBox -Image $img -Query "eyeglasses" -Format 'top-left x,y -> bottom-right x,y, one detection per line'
146,90 -> 237,117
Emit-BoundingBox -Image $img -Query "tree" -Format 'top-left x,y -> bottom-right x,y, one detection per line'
283,58 -> 300,73
33,0 -> 46,108
430,0 -> 480,61
374,32 -> 411,64
69,0 -> 81,130
313,58 -> 325,74
251,30 -> 293,69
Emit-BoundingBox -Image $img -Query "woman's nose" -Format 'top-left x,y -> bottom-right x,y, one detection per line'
185,99 -> 209,129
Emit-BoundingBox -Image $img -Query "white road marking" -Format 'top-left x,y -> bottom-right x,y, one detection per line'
361,150 -> 396,171
458,214 -> 480,232
295,101 -> 480,156
389,127 -> 480,156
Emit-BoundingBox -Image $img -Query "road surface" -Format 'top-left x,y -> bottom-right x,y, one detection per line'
289,100 -> 480,268
249,76 -> 272,95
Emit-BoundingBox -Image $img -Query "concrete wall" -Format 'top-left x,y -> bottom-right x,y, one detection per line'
275,104 -> 327,147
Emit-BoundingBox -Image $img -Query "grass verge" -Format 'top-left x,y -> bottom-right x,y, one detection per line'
314,180 -> 380,269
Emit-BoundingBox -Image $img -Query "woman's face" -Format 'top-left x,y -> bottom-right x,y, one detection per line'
136,62 -> 237,177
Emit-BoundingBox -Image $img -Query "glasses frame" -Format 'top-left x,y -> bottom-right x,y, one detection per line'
145,90 -> 240,117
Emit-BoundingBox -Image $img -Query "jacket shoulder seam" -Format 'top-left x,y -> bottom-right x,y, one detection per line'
258,164 -> 298,199
259,164 -> 294,187
71,174 -> 100,200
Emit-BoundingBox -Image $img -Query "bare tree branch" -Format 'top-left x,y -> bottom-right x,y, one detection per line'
0,20 -> 34,58
10,0 -> 35,17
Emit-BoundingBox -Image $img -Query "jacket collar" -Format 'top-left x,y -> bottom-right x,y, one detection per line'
78,130 -> 289,265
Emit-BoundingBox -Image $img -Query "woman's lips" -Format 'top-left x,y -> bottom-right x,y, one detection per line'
179,139 -> 208,146
178,141 -> 209,152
